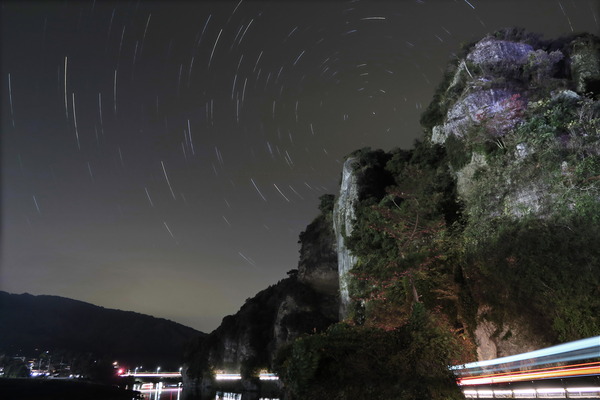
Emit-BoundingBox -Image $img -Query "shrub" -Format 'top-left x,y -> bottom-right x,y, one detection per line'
274,308 -> 468,400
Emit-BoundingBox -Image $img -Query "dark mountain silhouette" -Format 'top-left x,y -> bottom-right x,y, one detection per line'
0,291 -> 204,369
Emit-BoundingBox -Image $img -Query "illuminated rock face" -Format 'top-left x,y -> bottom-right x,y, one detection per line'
466,38 -> 533,69
474,306 -> 548,360
432,88 -> 519,144
333,157 -> 359,319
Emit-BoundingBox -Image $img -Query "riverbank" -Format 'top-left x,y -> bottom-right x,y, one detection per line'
0,378 -> 141,400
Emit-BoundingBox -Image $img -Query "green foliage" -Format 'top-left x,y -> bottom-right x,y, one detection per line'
445,135 -> 471,170
318,194 -> 335,214
464,211 -> 600,342
349,147 -> 395,201
340,87 -> 599,372
568,34 -> 600,96
463,93 -> 600,224
523,49 -> 564,86
341,145 -> 473,359
275,309 -> 467,400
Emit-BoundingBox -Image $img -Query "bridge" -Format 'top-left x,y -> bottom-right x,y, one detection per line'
120,371 -> 279,380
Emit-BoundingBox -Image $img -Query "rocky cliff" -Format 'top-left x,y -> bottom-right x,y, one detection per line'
333,149 -> 395,319
183,196 -> 339,394
342,29 -> 600,358
184,30 -> 600,396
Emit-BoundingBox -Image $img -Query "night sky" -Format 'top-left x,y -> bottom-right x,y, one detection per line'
2,0 -> 598,333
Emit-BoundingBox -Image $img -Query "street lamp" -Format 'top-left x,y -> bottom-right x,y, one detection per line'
156,366 -> 160,374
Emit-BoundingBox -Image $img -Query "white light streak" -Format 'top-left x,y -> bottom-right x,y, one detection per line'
292,50 -> 305,66
8,73 -> 15,127
462,0 -> 476,9
273,184 -> 290,202
163,221 -> 178,244
250,178 -> 267,201
140,14 -> 151,54
288,185 -> 304,200
284,26 -> 297,42
231,73 -> 238,99
113,69 -> 118,114
181,141 -> 188,161
558,0 -> 574,31
241,77 -> 248,103
253,50 -> 263,72
118,26 -> 126,57
187,56 -> 195,87
453,335 -> 600,370
238,252 -> 256,266
32,195 -> 41,214
98,92 -> 103,127
160,161 -> 177,200
208,29 -> 223,69
87,161 -> 94,182
230,0 -> 243,18
72,93 -> 80,150
64,57 -> 68,119
196,14 -> 211,48
144,187 -> 154,207
187,120 -> 195,155
238,19 -> 253,45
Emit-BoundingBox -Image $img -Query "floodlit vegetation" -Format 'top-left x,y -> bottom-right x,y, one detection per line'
275,30 -> 600,399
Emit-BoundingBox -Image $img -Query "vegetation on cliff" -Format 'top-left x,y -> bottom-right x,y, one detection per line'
274,304 -> 467,400
337,30 -> 600,346
274,30 -> 600,399
184,196 -> 339,382
183,275 -> 337,379
185,29 -> 600,399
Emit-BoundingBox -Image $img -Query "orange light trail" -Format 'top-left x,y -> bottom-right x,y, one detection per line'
458,362 -> 600,386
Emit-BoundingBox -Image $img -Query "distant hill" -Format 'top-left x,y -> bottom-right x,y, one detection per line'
0,291 -> 204,369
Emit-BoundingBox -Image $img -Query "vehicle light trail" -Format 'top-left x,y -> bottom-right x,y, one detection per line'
457,361 -> 600,386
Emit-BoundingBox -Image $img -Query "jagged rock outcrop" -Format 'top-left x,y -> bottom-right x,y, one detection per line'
424,31 -> 600,357
332,150 -> 394,319
474,306 -> 549,361
338,31 -> 600,361
183,201 -> 339,393
428,32 -> 600,221
432,88 -> 520,143
184,32 -> 600,394
333,157 -> 360,318
183,276 -> 337,394
297,195 -> 339,297
466,38 -> 534,68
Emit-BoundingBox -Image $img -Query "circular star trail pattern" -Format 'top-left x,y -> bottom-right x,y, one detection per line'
2,0 -> 598,332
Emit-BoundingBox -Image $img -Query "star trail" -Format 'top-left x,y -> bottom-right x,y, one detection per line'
2,0 -> 598,332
